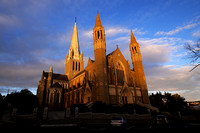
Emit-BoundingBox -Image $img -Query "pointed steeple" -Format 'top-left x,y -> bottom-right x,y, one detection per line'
70,18 -> 80,57
129,30 -> 150,104
65,18 -> 84,78
49,64 -> 53,73
94,11 -> 103,27
48,64 -> 53,81
130,30 -> 137,44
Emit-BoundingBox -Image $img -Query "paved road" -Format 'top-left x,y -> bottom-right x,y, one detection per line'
48,111 -> 65,120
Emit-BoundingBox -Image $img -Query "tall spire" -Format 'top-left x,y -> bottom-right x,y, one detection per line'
94,11 -> 103,27
65,18 -> 84,78
70,18 -> 80,57
130,29 -> 137,44
49,64 -> 53,73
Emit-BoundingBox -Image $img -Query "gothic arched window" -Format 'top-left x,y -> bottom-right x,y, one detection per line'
55,92 -> 60,103
50,93 -> 54,104
97,31 -> 100,39
76,61 -> 77,71
73,61 -> 74,70
116,62 -> 124,84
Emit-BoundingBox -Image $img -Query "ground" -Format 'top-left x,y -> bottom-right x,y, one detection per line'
1,110 -> 200,132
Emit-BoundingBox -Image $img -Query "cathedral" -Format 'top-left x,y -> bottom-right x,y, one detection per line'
37,12 -> 150,110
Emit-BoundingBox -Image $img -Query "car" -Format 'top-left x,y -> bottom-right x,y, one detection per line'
110,116 -> 127,126
156,115 -> 168,125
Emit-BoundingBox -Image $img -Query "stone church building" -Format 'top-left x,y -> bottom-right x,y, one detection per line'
37,12 -> 150,109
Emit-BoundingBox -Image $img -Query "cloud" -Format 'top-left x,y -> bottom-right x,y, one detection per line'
0,57 -> 65,94
192,29 -> 200,37
155,23 -> 199,36
0,63 -> 42,88
106,27 -> 147,37
82,27 -> 146,38
122,36 -> 200,101
0,14 -> 20,27
118,35 -> 200,101
137,37 -> 187,64
82,29 -> 93,38
141,44 -> 171,63
145,65 -> 200,101
105,27 -> 129,36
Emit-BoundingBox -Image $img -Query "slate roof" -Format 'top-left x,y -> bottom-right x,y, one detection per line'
43,72 -> 68,81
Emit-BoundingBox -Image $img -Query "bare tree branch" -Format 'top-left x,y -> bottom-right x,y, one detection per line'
189,64 -> 200,72
185,39 -> 200,71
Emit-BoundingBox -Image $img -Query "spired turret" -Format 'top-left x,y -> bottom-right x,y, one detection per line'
129,30 -> 150,104
93,11 -> 109,104
65,18 -> 84,79
93,11 -> 106,51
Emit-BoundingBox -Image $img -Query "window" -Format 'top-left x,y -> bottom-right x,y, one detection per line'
125,97 -> 127,104
88,97 -> 91,103
79,62 -> 80,71
77,92 -> 79,104
97,31 -> 100,39
101,30 -> 103,39
116,62 -> 124,84
56,93 -> 60,103
108,67 -> 114,84
122,96 -> 124,104
50,93 -> 53,104
116,69 -> 124,84
122,96 -> 127,104
73,61 -> 74,70
134,47 -> 137,53
76,61 -> 77,71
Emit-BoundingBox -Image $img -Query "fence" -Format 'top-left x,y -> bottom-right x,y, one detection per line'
77,112 -> 151,120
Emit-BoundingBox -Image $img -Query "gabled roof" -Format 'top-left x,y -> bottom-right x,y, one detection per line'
72,70 -> 85,79
52,82 -> 62,88
106,45 -> 119,57
86,57 -> 95,68
42,71 -> 68,81
53,73 -> 68,80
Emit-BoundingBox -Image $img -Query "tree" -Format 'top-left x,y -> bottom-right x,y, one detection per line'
149,92 -> 187,114
149,92 -> 165,111
3,89 -> 38,114
164,93 -> 187,113
0,93 -> 5,117
185,39 -> 200,71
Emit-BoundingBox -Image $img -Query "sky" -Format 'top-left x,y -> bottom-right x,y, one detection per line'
0,0 -> 200,101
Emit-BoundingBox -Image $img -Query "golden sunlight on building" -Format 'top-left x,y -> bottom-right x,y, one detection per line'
36,12 -> 150,110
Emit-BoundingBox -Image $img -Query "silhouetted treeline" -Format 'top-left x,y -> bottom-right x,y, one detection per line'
0,89 -> 38,116
149,92 -> 188,114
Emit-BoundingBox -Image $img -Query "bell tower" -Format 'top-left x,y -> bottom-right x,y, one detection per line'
65,19 -> 83,79
93,11 -> 109,104
129,30 -> 150,104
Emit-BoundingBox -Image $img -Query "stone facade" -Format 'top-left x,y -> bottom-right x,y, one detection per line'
37,12 -> 150,110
